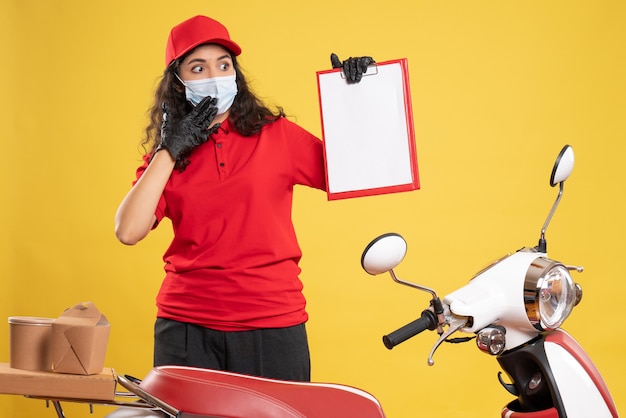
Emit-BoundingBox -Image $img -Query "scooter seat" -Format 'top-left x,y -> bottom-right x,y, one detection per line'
137,365 -> 386,418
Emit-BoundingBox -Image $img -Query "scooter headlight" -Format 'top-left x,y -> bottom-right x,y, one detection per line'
524,258 -> 578,331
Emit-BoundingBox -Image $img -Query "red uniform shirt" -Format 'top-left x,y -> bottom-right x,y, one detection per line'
134,117 -> 326,331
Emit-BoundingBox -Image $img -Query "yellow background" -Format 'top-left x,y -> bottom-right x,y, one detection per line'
1,1 -> 624,417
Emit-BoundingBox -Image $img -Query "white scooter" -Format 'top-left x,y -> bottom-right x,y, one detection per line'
360,145 -> 619,418
32,146 -> 617,418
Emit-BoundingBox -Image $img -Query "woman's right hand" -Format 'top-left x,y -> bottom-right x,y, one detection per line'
157,96 -> 219,164
115,97 -> 220,245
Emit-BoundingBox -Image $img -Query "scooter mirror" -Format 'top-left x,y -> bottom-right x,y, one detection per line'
361,233 -> 407,275
550,145 -> 575,187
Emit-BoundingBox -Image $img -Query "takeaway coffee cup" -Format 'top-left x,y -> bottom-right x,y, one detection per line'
8,316 -> 54,371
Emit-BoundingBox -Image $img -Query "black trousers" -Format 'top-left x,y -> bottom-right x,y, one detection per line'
153,318 -> 311,382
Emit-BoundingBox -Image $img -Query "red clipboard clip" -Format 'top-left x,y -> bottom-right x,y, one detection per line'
338,64 -> 379,80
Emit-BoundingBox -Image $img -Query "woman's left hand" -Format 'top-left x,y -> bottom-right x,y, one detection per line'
330,53 -> 376,83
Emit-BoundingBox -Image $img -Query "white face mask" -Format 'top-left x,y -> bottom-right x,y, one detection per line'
177,74 -> 238,115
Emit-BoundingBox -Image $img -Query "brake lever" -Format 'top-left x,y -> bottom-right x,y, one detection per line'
427,316 -> 468,366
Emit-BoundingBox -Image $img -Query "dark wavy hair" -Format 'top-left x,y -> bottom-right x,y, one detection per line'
141,48 -> 285,162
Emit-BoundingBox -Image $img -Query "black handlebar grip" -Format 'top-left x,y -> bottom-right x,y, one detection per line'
382,309 -> 438,350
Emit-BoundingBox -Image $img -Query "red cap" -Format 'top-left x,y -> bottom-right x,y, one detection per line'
165,15 -> 242,66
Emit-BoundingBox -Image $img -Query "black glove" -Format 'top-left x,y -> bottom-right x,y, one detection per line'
157,96 -> 220,166
330,53 -> 375,84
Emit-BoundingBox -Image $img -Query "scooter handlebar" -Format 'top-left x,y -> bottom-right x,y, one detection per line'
383,309 -> 438,349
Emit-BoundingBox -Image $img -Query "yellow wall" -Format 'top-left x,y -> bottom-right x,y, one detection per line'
1,1 -> 624,417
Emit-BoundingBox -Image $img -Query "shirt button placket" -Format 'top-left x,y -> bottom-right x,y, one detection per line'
216,141 -> 226,179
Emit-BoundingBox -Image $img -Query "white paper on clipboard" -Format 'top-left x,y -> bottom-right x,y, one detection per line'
316,58 -> 419,200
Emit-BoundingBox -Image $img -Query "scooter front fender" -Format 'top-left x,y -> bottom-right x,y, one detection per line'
499,329 -> 618,418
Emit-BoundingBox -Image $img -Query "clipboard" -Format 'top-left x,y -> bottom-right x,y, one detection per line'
316,58 -> 419,200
